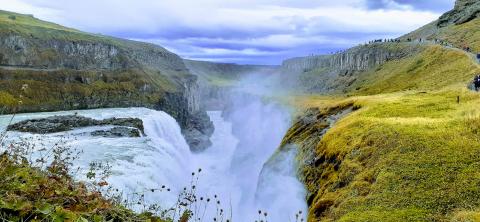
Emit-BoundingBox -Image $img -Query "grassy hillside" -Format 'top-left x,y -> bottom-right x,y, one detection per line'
0,10 -> 190,114
348,45 -> 479,95
434,18 -> 480,52
403,16 -> 480,53
283,41 -> 480,221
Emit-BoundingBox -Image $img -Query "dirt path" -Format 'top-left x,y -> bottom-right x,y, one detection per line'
0,65 -> 62,72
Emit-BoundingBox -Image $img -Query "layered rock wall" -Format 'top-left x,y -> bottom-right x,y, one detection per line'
282,44 -> 409,73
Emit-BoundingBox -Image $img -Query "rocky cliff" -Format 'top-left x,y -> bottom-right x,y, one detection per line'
437,0 -> 480,27
0,10 -> 212,151
0,33 -> 189,73
279,43 -> 421,93
282,45 -> 408,73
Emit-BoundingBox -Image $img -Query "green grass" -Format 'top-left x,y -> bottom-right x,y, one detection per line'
0,10 -> 114,44
0,10 -> 79,32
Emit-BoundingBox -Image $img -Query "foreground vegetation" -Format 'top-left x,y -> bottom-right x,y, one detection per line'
0,139 -> 161,221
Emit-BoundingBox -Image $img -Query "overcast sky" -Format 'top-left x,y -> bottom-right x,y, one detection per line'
0,0 -> 455,65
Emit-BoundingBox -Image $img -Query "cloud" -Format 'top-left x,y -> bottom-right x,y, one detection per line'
0,0 -> 450,65
366,0 -> 454,12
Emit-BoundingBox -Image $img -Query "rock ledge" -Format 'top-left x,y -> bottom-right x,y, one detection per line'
7,115 -> 144,137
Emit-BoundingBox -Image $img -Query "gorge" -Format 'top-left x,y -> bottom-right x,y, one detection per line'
2,0 -> 480,221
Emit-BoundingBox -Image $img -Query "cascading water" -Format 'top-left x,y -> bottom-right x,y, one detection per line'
0,93 -> 307,221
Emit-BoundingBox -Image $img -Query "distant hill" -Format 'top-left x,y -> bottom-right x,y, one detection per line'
184,59 -> 277,109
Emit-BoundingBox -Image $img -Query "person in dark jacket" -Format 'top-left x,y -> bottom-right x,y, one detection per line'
474,75 -> 480,91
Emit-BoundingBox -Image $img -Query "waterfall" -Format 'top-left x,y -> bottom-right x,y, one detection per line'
0,103 -> 307,221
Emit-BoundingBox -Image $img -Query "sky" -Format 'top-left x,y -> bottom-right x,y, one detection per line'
0,0 -> 455,65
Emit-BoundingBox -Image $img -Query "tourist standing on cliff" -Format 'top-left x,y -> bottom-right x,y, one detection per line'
474,75 -> 480,91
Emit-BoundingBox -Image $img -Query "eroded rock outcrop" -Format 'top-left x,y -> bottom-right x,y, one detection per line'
7,115 -> 144,135
156,84 -> 214,152
277,105 -> 353,218
0,33 -> 188,72
437,0 -> 480,27
282,44 -> 412,73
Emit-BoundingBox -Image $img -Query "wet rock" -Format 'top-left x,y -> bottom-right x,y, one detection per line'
91,127 -> 141,138
99,118 -> 144,133
183,111 -> 214,152
156,90 -> 214,152
7,115 -> 144,136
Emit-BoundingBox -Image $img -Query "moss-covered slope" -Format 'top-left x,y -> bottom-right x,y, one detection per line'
279,2 -> 480,220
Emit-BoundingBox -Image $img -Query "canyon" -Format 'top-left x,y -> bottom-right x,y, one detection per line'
2,0 -> 480,221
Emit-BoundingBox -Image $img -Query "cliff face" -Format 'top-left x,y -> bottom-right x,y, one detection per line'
0,10 -> 212,151
0,34 -> 190,77
280,43 -> 420,93
282,44 -> 414,73
0,34 -> 124,70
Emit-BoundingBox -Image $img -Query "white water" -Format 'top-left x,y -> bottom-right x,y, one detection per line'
0,101 -> 307,221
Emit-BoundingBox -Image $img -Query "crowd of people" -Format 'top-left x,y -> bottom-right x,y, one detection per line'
364,37 -> 480,91
313,37 -> 480,92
